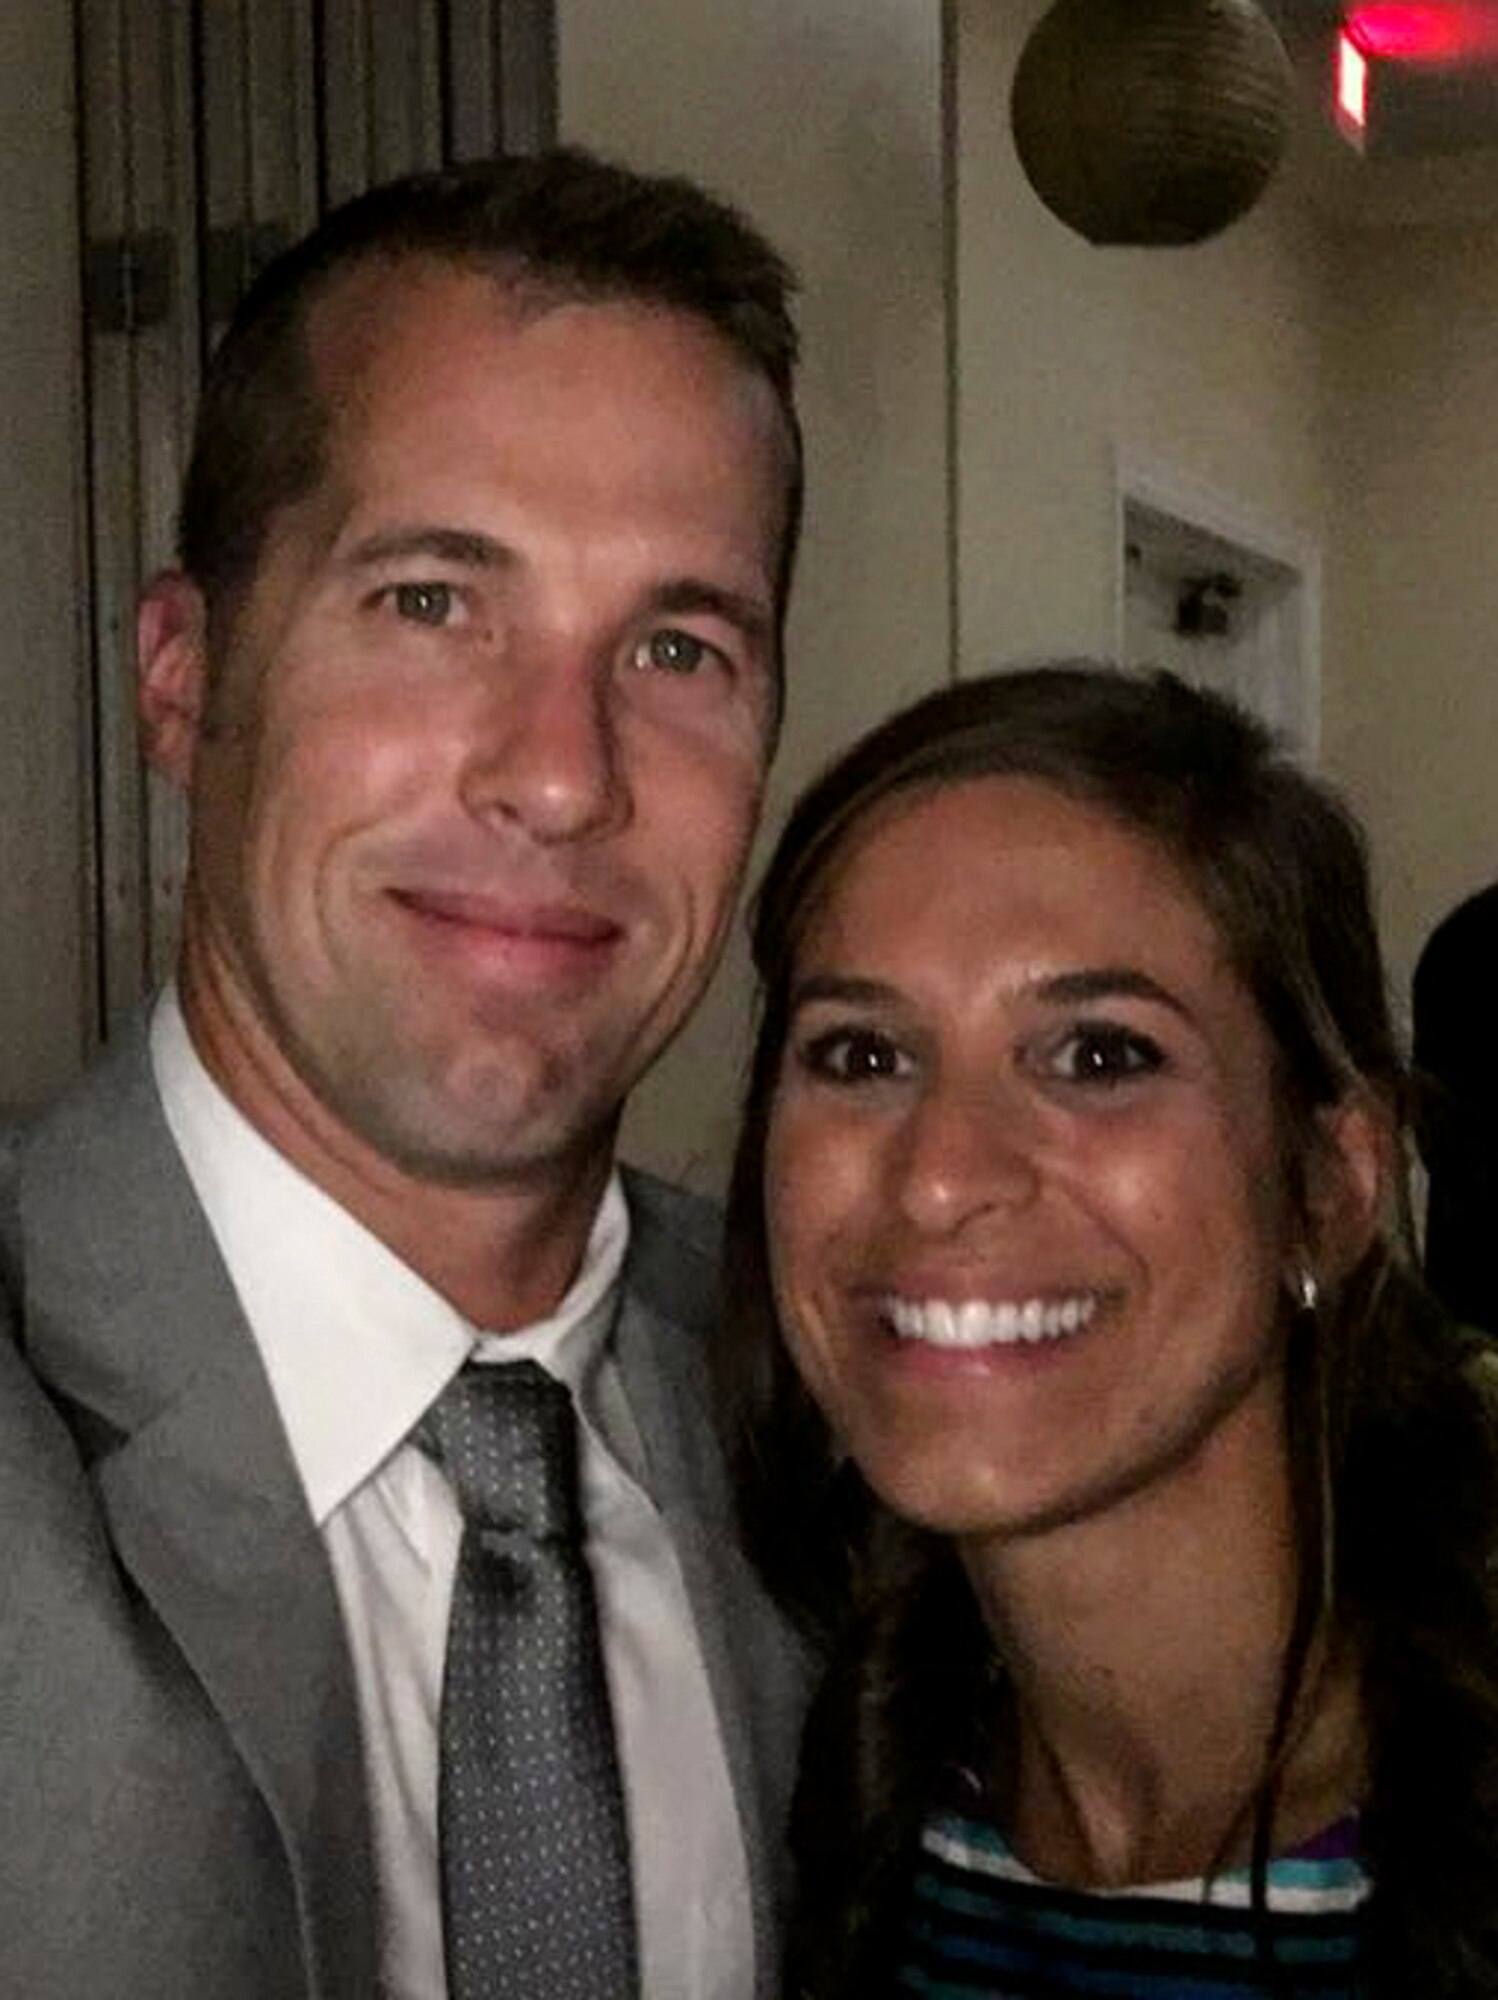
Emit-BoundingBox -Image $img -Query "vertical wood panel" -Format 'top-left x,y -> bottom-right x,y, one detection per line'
0,0 -> 90,1097
318,0 -> 375,205
445,0 -> 558,165
369,2 -> 443,179
445,0 -> 502,161
79,0 -> 149,1028
197,0 -> 251,343
498,0 -> 556,152
127,0 -> 194,982
246,0 -> 319,239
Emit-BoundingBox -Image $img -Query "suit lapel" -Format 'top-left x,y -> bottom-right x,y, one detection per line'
18,1026 -> 378,2000
613,1173 -> 813,2000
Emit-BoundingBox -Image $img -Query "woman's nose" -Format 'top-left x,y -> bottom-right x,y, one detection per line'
893,1080 -> 1042,1238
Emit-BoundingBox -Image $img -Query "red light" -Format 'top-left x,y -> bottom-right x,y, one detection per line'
1345,4 -> 1498,63
1337,31 -> 1369,122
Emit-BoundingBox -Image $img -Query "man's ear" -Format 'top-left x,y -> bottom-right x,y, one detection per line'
1301,1089 -> 1390,1285
138,572 -> 209,789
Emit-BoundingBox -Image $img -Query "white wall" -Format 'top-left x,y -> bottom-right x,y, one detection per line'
0,0 -> 89,1105
1322,216 -> 1498,992
560,0 -> 952,1185
952,0 -> 1333,678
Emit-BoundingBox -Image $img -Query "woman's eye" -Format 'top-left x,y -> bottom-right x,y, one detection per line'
389,580 -> 457,627
1050,1024 -> 1163,1085
798,1027 -> 911,1084
632,628 -> 716,677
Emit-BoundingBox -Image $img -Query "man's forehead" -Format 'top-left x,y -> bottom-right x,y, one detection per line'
306,256 -> 688,384
303,254 -> 790,439
300,255 -> 792,514
303,255 -> 494,386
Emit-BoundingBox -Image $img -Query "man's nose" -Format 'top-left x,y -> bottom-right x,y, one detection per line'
459,650 -> 628,844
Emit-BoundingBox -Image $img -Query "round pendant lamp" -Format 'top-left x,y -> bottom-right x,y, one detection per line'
1010,0 -> 1295,246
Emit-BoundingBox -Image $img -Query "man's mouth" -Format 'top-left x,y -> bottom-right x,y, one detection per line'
392,888 -> 622,946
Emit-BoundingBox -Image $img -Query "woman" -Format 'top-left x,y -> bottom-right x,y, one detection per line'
721,665 -> 1498,1998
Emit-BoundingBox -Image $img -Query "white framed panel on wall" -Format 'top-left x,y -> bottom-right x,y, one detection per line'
1114,445 -> 1323,762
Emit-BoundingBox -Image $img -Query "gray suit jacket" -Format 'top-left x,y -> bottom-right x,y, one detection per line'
0,1024 -> 812,1999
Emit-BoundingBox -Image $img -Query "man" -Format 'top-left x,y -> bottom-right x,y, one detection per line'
0,149 -> 810,1999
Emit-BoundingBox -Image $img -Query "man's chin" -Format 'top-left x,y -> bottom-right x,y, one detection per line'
377,1122 -> 616,1192
332,1061 -> 626,1192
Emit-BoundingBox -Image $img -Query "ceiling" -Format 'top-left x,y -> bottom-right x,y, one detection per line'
1263,0 -> 1498,223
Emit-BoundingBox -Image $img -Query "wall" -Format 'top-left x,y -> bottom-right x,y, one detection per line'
1321,216 -> 1498,993
0,0 -> 89,1105
560,0 -> 952,1184
951,0 -> 1498,1015
952,0 -> 1334,680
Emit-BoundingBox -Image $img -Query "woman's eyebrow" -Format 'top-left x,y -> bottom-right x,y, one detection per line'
788,967 -> 1193,1017
1032,966 -> 1191,1020
787,973 -> 897,1011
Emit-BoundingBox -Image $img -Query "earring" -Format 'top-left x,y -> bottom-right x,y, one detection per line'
1295,1267 -> 1319,1316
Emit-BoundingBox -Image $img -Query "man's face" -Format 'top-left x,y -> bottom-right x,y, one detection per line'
154,263 -> 787,1188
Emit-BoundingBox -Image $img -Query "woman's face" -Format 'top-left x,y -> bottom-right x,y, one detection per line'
764,775 -> 1299,1545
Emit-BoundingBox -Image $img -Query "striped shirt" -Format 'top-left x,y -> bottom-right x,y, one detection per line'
892,1806 -> 1370,1996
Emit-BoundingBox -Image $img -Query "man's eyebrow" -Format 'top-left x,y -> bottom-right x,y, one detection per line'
1032,966 -> 1191,1020
341,525 -> 515,570
650,578 -> 773,645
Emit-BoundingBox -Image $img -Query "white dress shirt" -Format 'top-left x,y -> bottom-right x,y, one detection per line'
150,989 -> 753,2000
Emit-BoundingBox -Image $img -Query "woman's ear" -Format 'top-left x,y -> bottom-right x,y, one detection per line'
137,572 -> 209,788
1301,1089 -> 1391,1284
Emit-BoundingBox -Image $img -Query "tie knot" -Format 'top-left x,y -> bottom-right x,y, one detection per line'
426,1360 -> 583,1543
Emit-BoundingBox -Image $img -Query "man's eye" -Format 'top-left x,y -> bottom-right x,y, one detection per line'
798,1027 -> 911,1084
389,581 -> 456,627
632,629 -> 715,677
1050,1024 -> 1162,1085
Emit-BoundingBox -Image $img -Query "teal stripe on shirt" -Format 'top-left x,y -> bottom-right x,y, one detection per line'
891,1808 -> 1369,1998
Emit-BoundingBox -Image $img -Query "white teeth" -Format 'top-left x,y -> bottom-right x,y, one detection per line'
957,1302 -> 990,1346
882,1292 -> 1100,1349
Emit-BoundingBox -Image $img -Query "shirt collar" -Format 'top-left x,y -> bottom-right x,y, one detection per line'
149,985 -> 630,1527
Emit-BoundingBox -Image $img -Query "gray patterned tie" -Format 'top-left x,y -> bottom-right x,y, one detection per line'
428,1360 -> 639,2000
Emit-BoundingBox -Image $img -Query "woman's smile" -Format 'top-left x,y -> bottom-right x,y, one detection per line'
880,1288 -> 1104,1348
